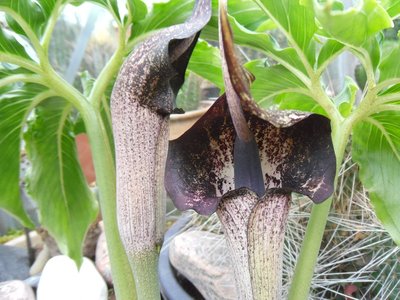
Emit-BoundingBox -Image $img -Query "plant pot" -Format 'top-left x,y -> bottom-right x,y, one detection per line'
169,100 -> 214,140
75,133 -> 96,184
158,215 -> 205,300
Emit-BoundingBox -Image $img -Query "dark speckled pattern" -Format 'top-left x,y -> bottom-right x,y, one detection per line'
165,96 -> 336,215
111,0 -> 212,255
165,2 -> 335,216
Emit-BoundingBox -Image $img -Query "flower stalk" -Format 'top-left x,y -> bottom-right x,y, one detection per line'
111,99 -> 168,298
248,192 -> 290,299
217,189 -> 290,299
217,189 -> 258,299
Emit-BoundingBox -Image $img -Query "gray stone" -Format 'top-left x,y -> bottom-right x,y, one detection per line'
24,275 -> 40,289
169,230 -> 237,300
0,280 -> 35,300
5,231 -> 42,249
37,255 -> 107,300
95,226 -> 112,285
0,245 -> 30,281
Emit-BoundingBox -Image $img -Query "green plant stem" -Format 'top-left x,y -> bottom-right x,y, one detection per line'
84,109 -> 137,300
0,74 -> 45,89
0,54 -> 42,74
129,251 -> 160,300
41,0 -> 64,52
2,5 -> 137,296
377,93 -> 400,104
287,118 -> 352,299
39,65 -> 137,299
316,46 -> 348,78
19,90 -> 58,151
89,25 -> 126,108
311,79 -> 343,122
376,78 -> 400,92
287,197 -> 332,299
1,8 -> 43,56
289,64 -> 380,298
252,0 -> 314,80
374,104 -> 400,113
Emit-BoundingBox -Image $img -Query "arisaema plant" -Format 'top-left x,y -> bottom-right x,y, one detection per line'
2,0 -> 400,299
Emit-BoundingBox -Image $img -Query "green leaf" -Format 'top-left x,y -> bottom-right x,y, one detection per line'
246,59 -> 307,105
379,83 -> 400,96
1,0 -> 44,37
0,27 -> 33,60
223,15 -> 272,52
0,66 -> 33,84
363,36 -> 381,71
0,0 -> 59,39
176,72 -> 202,111
201,0 -> 265,40
255,19 -> 277,31
379,42 -> 400,82
25,99 -> 98,265
223,14 -> 307,76
226,0 -> 266,31
71,0 -> 120,21
130,0 -> 196,38
317,39 -> 345,69
352,111 -> 400,245
355,64 -> 367,90
127,0 -> 148,22
381,0 -> 400,18
187,40 -> 223,90
275,92 -> 326,116
79,70 -> 95,98
77,71 -> 114,157
37,0 -> 60,18
314,0 -> 393,47
254,0 -> 317,63
333,76 -> 358,117
0,85 -> 40,228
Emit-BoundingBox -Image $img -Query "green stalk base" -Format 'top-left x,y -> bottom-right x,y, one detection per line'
85,112 -> 137,300
287,198 -> 332,300
129,250 -> 161,300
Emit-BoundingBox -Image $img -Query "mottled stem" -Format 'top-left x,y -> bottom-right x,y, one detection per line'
112,99 -> 168,299
217,188 -> 258,300
248,192 -> 290,299
111,1 -> 212,297
217,189 -> 290,300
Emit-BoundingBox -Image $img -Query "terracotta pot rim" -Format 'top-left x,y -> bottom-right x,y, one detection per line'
170,100 -> 214,121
